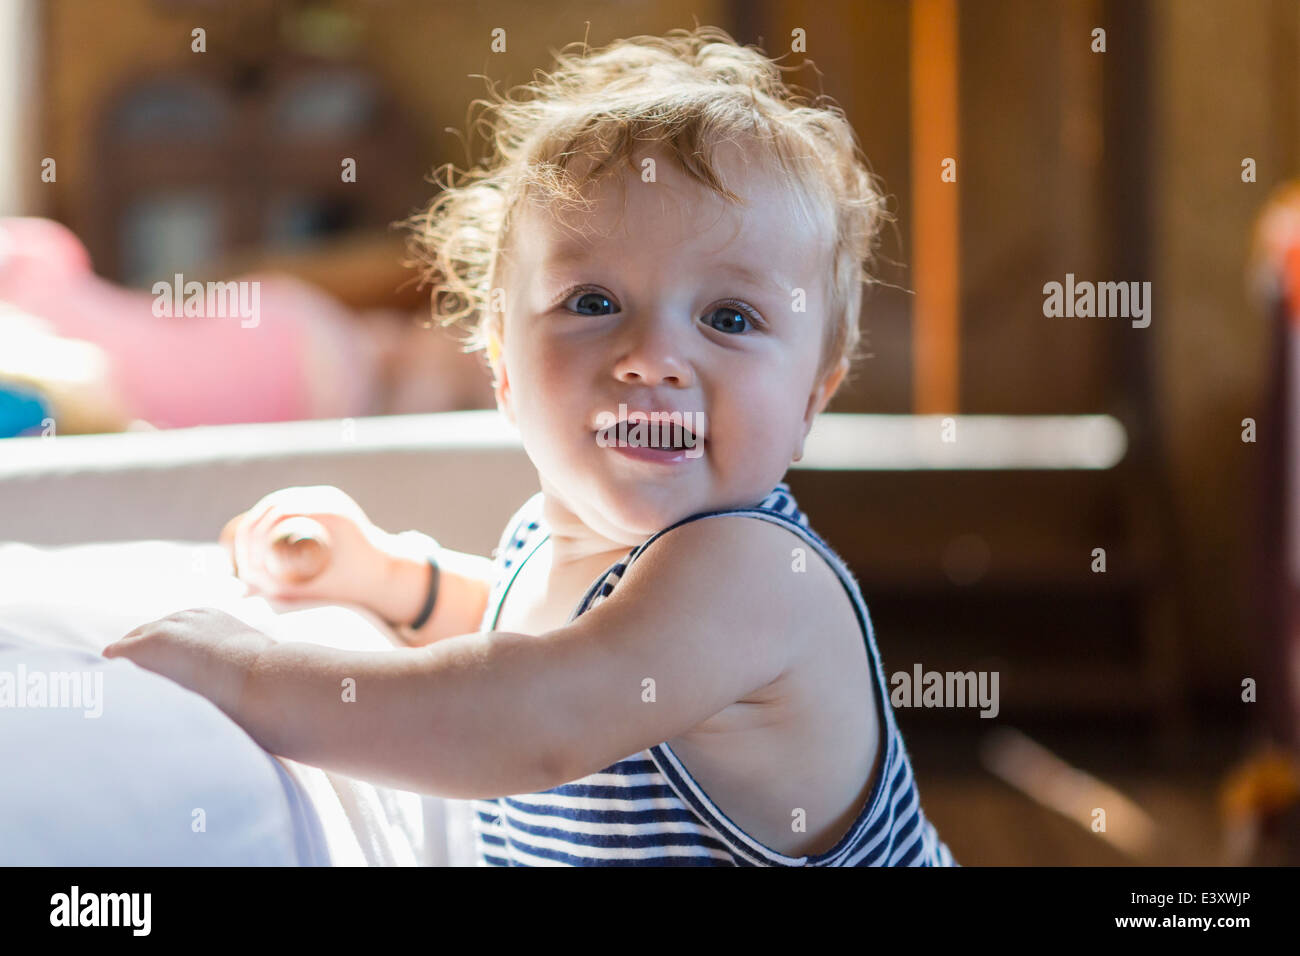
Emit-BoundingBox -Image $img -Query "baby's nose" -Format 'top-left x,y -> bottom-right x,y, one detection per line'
615,361 -> 690,387
612,322 -> 694,387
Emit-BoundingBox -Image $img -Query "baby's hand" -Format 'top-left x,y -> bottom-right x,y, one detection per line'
219,485 -> 395,608
103,607 -> 274,721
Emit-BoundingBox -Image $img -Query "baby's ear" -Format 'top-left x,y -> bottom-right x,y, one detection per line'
794,358 -> 848,462
804,357 -> 849,424
489,336 -> 516,425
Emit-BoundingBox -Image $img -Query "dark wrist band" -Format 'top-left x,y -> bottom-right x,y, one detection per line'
408,555 -> 440,630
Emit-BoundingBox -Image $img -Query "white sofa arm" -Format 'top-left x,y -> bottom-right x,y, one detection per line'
0,410 -> 538,552
0,410 -> 1126,548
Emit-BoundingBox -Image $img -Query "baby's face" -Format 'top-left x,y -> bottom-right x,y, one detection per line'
495,142 -> 845,546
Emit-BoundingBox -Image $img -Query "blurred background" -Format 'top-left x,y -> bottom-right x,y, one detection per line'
2,0 -> 1299,865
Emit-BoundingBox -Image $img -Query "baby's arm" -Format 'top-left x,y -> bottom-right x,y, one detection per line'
371,536 -> 495,646
232,516 -> 800,799
219,485 -> 492,645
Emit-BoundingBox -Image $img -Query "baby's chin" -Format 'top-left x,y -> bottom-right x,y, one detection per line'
533,471 -> 682,545
571,477 -> 716,542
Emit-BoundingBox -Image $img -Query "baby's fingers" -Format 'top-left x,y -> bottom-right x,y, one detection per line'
219,511 -> 247,573
264,516 -> 331,584
102,625 -> 179,678
244,506 -> 286,587
220,505 -> 271,581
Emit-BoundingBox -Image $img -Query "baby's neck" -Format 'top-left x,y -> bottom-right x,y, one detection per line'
538,493 -> 641,571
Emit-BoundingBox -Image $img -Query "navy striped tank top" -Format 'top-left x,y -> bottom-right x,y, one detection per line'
471,482 -> 957,866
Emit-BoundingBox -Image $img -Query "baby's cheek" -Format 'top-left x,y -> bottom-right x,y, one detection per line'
733,388 -> 790,442
712,420 -> 769,478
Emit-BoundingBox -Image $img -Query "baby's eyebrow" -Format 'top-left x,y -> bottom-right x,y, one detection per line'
713,261 -> 787,295
541,236 -> 598,266
539,244 -> 789,296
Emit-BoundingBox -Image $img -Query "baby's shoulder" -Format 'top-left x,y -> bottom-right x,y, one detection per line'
625,510 -> 864,670
638,506 -> 820,579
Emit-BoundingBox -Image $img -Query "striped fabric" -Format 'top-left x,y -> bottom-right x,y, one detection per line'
471,483 -> 957,866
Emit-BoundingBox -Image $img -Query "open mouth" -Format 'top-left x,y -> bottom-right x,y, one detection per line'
593,411 -> 707,463
595,419 -> 702,450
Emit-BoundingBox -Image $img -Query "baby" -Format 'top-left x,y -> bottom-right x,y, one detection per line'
104,26 -> 956,867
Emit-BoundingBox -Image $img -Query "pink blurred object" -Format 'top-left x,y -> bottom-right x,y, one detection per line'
0,217 -> 380,429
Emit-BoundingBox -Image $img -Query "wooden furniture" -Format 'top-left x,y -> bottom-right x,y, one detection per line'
85,56 -> 425,289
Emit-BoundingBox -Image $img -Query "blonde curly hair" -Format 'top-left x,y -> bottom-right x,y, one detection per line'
404,25 -> 891,390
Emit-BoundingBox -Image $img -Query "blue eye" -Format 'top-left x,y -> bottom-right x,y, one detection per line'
563,288 -> 618,316
704,302 -> 759,334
